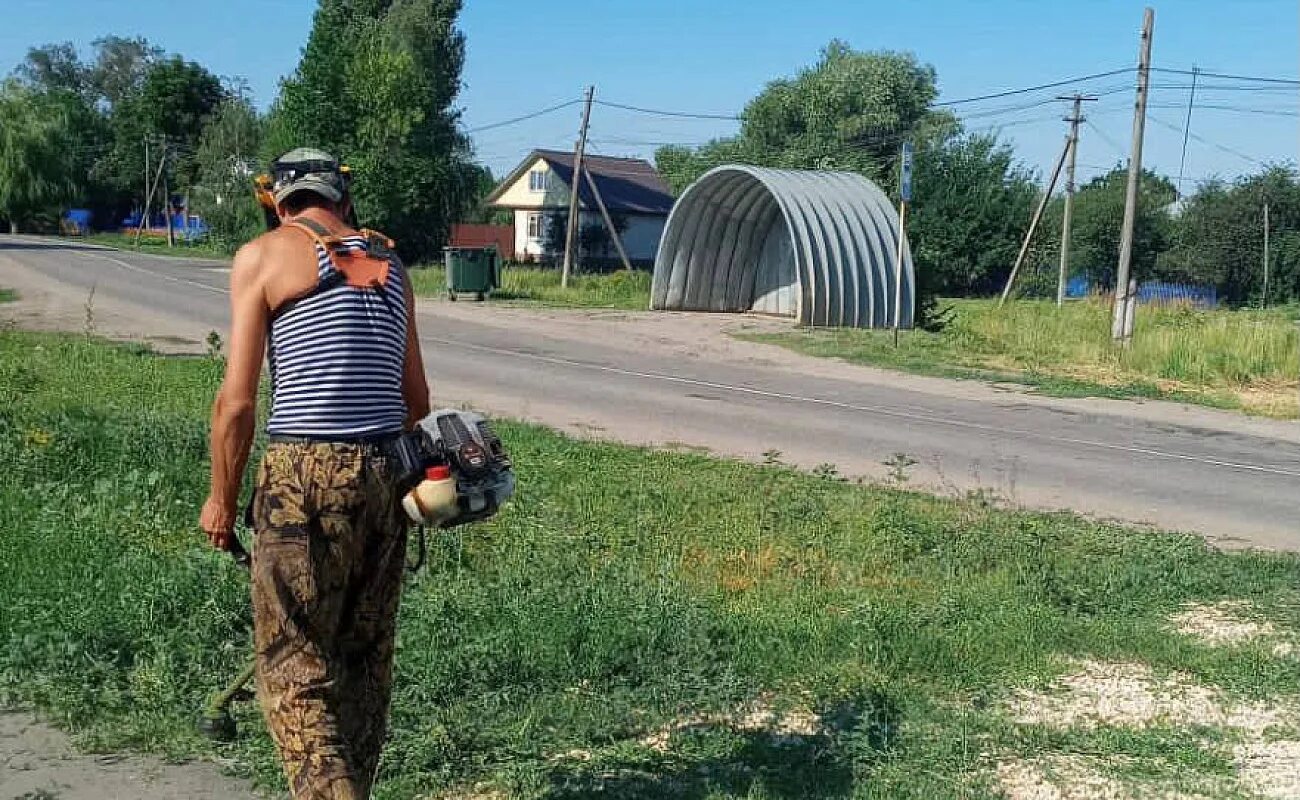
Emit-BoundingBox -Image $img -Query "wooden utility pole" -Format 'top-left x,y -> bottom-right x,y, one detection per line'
561,85 -> 595,288
582,167 -> 633,272
142,136 -> 150,229
162,138 -> 175,247
999,137 -> 1071,306
1263,202 -> 1271,308
135,138 -> 167,244
1057,95 -> 1096,306
1112,7 -> 1155,342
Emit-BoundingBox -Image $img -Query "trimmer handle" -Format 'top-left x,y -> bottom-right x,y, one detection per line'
228,532 -> 251,569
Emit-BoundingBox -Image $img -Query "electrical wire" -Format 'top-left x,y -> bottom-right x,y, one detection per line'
593,99 -> 741,121
465,99 -> 583,134
1150,67 -> 1300,86
1083,119 -> 1128,160
1147,114 -> 1263,165
935,67 -> 1134,106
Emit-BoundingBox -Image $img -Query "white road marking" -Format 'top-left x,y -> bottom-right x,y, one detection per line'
423,335 -> 1300,480
79,251 -> 228,295
51,243 -> 1300,481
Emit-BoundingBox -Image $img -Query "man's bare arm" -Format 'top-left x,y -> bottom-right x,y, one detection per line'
400,267 -> 431,429
200,241 -> 268,549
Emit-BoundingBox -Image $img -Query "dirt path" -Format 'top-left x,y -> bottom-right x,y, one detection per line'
0,713 -> 260,799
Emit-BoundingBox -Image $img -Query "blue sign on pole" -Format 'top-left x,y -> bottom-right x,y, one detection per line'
900,142 -> 914,203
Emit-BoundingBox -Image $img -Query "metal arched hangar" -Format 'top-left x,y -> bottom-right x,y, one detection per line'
651,166 -> 914,329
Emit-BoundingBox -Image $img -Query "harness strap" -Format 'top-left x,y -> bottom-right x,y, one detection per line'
269,220 -> 400,322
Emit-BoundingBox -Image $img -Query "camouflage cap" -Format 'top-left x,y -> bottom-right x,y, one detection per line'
271,147 -> 347,206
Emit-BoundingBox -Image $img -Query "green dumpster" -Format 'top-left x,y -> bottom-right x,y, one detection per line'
444,246 -> 499,301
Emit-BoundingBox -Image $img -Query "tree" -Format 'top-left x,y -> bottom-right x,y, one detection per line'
101,56 -> 225,205
191,97 -> 264,247
655,42 -> 953,194
14,42 -> 88,97
1158,166 -> 1300,304
1044,168 -> 1175,289
88,36 -> 162,110
908,133 -> 1038,296
269,0 -> 478,261
0,82 -> 81,232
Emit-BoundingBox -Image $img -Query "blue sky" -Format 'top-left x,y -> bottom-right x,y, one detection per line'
3,0 -> 1296,189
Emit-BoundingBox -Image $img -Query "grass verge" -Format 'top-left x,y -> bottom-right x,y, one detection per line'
2,332 -> 1298,798
0,288 -> 15,302
80,232 -> 231,260
409,266 -> 651,310
746,298 -> 1300,418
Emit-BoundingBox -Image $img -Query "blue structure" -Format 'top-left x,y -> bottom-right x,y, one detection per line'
1062,277 -> 1218,308
119,211 -> 210,242
1064,276 -> 1091,298
1137,281 -> 1217,308
61,209 -> 93,234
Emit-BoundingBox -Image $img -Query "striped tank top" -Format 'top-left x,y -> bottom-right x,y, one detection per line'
265,235 -> 408,438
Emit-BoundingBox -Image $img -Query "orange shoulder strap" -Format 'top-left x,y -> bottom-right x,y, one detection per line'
286,219 -> 390,290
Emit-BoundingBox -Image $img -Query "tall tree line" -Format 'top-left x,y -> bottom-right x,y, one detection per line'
655,42 -> 1300,308
2,0 -> 479,262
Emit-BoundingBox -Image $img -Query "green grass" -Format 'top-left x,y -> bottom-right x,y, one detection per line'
0,288 -> 15,302
80,232 -> 231,260
409,265 -> 652,310
2,332 -> 1299,798
747,298 -> 1300,418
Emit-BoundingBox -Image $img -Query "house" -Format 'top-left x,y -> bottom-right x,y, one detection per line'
485,149 -> 674,267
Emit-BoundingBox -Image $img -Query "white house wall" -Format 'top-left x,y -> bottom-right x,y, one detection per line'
619,214 -> 666,262
493,157 -> 572,210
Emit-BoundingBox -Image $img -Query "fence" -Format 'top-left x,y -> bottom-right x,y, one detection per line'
1064,278 -> 1218,308
1136,281 -> 1218,308
450,224 -> 513,259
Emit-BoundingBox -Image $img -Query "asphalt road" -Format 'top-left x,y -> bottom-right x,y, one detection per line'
2,236 -> 1297,549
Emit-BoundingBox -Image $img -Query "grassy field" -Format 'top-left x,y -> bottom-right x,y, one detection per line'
80,232 -> 232,260
0,287 -> 15,302
748,298 -> 1300,418
2,332 -> 1300,799
409,265 -> 652,310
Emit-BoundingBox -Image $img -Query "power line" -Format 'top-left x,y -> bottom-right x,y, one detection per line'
1149,102 -> 1300,118
1084,119 -> 1128,159
1150,67 -> 1300,86
1148,113 -> 1263,165
593,99 -> 741,121
935,67 -> 1133,106
465,99 -> 583,134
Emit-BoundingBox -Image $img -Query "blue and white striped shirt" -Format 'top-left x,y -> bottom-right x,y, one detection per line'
265,236 -> 408,438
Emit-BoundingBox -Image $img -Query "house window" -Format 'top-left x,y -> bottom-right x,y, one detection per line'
527,212 -> 545,239
528,170 -> 549,192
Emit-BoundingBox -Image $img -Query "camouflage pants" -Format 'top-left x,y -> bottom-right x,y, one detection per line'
251,441 -> 408,800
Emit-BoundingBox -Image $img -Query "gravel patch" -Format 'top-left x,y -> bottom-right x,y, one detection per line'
1007,660 -> 1294,734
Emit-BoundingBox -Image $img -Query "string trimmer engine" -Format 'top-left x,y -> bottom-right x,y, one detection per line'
392,409 -> 515,527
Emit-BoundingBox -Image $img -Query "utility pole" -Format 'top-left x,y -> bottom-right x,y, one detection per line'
894,141 -> 913,345
1263,202 -> 1271,308
143,136 -> 150,229
1176,65 -> 1198,200
999,137 -> 1071,306
161,137 -> 175,247
1057,94 -> 1096,306
561,85 -> 595,288
135,137 -> 167,245
1112,7 -> 1155,343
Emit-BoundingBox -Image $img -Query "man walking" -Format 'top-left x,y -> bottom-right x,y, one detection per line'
199,148 -> 430,799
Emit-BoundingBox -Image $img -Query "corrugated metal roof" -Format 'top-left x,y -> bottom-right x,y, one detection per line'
487,149 -> 675,215
651,165 -> 914,329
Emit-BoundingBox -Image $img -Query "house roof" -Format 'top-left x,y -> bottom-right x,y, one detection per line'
488,149 -> 675,215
